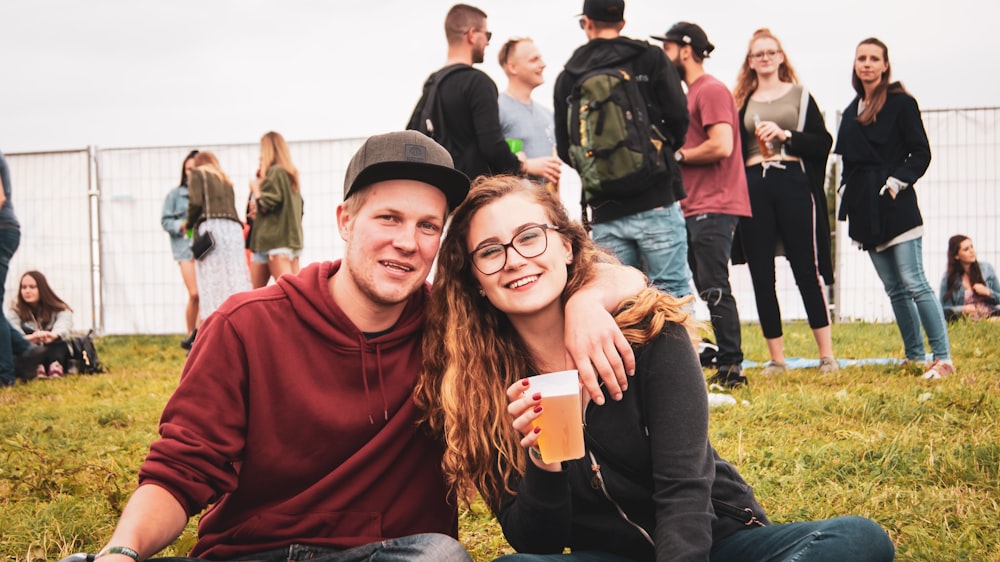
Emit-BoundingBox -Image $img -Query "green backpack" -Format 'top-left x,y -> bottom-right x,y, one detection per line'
566,64 -> 668,213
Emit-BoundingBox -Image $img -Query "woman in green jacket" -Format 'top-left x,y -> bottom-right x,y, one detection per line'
248,131 -> 304,288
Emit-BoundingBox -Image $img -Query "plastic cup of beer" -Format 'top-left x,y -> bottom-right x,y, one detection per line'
529,370 -> 585,464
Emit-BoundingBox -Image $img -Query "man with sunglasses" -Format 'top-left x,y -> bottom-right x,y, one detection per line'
407,4 -> 561,184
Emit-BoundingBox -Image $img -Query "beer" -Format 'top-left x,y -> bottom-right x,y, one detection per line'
753,113 -> 777,159
535,394 -> 585,464
529,370 -> 585,464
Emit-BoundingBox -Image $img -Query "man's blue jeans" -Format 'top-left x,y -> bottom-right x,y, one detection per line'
152,533 -> 471,562
494,516 -> 893,562
591,203 -> 692,298
0,227 -> 20,385
868,237 -> 950,361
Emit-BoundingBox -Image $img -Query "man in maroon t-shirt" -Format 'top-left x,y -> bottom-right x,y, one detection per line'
654,22 -> 752,390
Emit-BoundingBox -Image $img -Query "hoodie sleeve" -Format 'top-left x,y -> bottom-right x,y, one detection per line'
554,70 -> 573,165
648,48 -> 688,150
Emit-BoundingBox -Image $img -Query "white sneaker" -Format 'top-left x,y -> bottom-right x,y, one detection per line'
707,393 -> 738,408
921,360 -> 954,379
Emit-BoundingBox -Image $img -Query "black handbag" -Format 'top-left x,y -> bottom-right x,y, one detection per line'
191,230 -> 215,260
191,169 -> 216,260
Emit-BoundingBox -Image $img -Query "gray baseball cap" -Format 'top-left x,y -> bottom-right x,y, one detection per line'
343,131 -> 470,211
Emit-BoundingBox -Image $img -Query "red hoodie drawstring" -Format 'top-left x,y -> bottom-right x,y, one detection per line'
358,335 -> 375,425
374,343 -> 389,421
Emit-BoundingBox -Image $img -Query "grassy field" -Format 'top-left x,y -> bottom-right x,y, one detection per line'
1,321 -> 998,561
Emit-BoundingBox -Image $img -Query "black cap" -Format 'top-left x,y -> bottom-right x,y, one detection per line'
343,131 -> 470,212
579,0 -> 624,23
651,21 -> 715,58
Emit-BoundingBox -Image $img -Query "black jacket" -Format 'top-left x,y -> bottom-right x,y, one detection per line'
834,90 -> 931,250
734,88 -> 835,285
490,322 -> 768,562
554,37 -> 689,223
407,66 -> 521,181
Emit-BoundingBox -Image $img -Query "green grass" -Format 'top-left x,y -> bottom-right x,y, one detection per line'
2,322 -> 998,561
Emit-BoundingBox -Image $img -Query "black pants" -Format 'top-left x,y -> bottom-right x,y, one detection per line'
740,163 -> 830,339
686,213 -> 743,367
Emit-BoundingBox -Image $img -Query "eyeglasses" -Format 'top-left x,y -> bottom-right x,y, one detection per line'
471,28 -> 492,42
579,17 -> 586,29
749,49 -> 781,60
469,224 -> 558,275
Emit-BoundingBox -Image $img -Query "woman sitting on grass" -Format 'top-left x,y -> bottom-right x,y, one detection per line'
6,270 -> 72,378
416,175 -> 895,562
940,234 -> 999,321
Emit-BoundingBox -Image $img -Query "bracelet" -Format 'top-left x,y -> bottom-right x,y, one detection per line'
97,546 -> 140,562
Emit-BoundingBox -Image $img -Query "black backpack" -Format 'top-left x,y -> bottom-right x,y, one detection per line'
407,64 -> 474,147
67,331 -> 104,374
566,60 -> 668,211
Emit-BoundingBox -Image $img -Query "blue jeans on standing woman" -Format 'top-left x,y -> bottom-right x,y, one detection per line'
0,227 -> 21,386
867,237 -> 950,361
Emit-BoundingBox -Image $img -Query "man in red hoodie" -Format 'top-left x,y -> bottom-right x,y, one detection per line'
92,131 -> 640,562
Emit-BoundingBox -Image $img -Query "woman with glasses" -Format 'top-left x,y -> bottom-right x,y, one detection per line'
834,37 -> 953,379
732,28 -> 837,376
415,175 -> 894,562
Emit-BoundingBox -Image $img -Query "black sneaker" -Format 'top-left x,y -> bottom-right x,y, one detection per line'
708,364 -> 747,390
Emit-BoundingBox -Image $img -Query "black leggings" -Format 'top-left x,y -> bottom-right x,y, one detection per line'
739,163 -> 830,338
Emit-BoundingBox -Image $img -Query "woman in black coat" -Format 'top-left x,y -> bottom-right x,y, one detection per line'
834,37 -> 953,379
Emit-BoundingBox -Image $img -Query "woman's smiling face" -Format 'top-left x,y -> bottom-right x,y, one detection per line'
466,192 -> 572,318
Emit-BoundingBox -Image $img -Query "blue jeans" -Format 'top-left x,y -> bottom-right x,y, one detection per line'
711,516 -> 894,562
868,237 -> 950,361
591,203 -> 692,298
0,227 -> 21,385
493,516 -> 893,562
152,533 -> 471,562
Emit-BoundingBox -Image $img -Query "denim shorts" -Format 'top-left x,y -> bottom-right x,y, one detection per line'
251,247 -> 301,264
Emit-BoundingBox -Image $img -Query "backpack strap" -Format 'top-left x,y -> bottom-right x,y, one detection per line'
415,64 -> 474,138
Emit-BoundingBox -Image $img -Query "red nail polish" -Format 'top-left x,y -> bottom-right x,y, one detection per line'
522,379 -> 531,386
533,426 -> 541,434
532,392 -> 542,401
533,405 -> 543,413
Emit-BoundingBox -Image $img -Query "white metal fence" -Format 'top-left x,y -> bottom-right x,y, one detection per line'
4,107 -> 997,335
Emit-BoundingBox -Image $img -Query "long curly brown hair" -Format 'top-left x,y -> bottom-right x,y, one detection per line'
414,175 -> 695,508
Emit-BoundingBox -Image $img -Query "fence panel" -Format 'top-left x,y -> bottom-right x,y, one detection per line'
3,149 -> 95,333
5,107 -> 998,334
833,107 -> 1000,321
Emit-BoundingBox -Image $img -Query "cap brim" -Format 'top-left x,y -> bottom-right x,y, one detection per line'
650,34 -> 667,41
346,161 -> 470,212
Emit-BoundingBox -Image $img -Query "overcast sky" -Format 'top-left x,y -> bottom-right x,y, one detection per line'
2,0 -> 997,153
